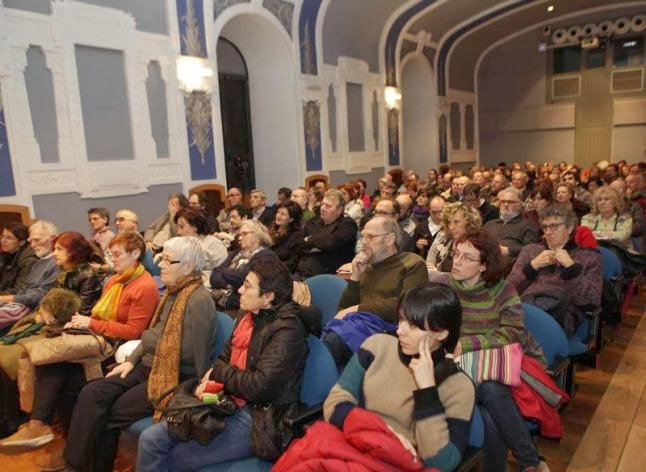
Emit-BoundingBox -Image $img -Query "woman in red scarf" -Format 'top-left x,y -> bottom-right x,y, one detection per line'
137,257 -> 318,471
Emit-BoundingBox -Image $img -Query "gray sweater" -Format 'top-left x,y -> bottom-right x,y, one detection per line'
126,285 -> 216,377
13,255 -> 59,309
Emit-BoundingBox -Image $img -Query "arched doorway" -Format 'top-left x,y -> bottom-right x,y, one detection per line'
401,55 -> 439,176
217,13 -> 300,199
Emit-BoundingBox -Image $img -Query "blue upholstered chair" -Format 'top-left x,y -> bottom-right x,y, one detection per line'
305,274 -> 348,326
128,311 -> 234,436
200,335 -> 338,471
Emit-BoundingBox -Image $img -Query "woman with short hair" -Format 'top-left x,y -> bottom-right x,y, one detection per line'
51,236 -> 216,472
581,186 -> 633,246
137,259 -> 316,470
0,223 -> 37,295
210,220 -> 276,310
554,183 -> 590,221
0,232 -> 160,457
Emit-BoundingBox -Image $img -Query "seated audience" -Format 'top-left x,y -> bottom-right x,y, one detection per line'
214,204 -> 251,251
412,188 -> 431,223
509,205 -> 603,335
175,208 -> 227,270
210,220 -> 276,310
0,220 -> 59,314
430,231 -> 548,472
290,187 -> 315,222
356,179 -> 371,209
463,183 -> 499,224
295,189 -> 357,279
511,171 -> 531,202
57,236 -> 216,472
269,201 -> 304,272
271,187 -> 292,211
483,173 -> 508,206
278,283 -> 476,471
322,217 -> 427,367
524,180 -> 554,226
111,209 -> 160,276
483,187 -> 539,259
87,208 -> 115,254
581,186 -> 633,247
562,171 -> 593,208
0,232 -> 102,439
249,189 -> 275,227
144,192 -> 189,252
188,191 -> 220,233
338,183 -> 363,225
426,202 -> 481,273
364,199 -> 415,253
0,232 -> 159,458
413,195 -> 446,259
554,183 -> 590,221
1,223 -> 37,296
395,194 -> 416,236
216,187 -> 243,232
137,259 -> 317,470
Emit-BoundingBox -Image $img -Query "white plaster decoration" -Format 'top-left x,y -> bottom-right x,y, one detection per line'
0,0 -> 190,205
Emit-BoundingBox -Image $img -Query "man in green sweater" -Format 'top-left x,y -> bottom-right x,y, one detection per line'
323,217 -> 428,367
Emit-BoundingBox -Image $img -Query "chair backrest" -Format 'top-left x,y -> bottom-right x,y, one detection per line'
305,274 -> 348,326
301,336 -> 338,406
522,303 -> 569,366
189,183 -> 227,218
0,204 -> 32,228
597,246 -> 622,280
304,174 -> 329,189
388,168 -> 404,187
468,406 -> 485,448
212,311 -> 235,362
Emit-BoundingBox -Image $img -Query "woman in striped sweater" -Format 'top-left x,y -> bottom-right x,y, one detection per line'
430,230 -> 549,472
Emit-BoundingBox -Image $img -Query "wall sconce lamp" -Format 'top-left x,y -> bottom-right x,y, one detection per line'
176,55 -> 213,93
384,86 -> 402,110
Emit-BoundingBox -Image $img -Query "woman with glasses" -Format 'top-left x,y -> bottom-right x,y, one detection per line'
581,186 -> 633,247
0,232 -> 159,462
210,220 -> 276,310
508,205 -> 603,335
430,231 -> 549,472
426,202 -> 481,273
49,236 -> 216,472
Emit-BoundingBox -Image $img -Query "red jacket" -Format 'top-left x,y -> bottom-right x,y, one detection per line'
511,355 -> 570,439
273,409 -> 439,472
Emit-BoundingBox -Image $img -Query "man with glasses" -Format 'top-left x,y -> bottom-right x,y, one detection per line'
483,187 -> 539,261
413,195 -> 446,259
508,205 -> 602,335
321,216 -> 427,368
216,187 -> 244,232
295,189 -> 357,279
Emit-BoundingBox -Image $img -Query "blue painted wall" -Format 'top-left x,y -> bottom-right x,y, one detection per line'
299,0 -> 322,75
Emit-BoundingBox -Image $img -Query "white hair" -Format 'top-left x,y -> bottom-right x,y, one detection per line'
499,186 -> 522,201
30,220 -> 58,237
163,236 -> 204,272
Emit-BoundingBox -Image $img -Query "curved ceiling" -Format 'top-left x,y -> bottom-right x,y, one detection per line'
322,0 -> 407,72
447,0 -> 643,93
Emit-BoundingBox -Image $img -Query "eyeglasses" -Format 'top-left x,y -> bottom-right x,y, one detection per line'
373,210 -> 396,216
453,250 -> 480,263
499,199 -> 521,206
540,222 -> 565,233
159,256 -> 181,265
360,232 -> 390,241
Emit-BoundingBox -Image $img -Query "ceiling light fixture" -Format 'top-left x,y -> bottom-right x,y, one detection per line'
547,5 -> 554,12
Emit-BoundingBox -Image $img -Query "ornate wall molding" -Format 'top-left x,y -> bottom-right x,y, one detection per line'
263,0 -> 294,37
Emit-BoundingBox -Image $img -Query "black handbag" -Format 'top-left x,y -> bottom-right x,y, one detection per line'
250,402 -> 298,461
159,379 -> 237,445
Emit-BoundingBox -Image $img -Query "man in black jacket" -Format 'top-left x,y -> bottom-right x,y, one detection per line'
249,189 -> 275,227
296,189 -> 357,278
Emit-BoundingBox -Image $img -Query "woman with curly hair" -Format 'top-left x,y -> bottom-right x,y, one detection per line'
581,186 -> 633,247
426,202 -> 481,273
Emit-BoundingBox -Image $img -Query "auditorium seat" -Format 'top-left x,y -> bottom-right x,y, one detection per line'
305,274 -> 348,325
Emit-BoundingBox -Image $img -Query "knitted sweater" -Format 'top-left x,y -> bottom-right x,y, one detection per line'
88,270 -> 160,340
323,334 -> 475,471
431,273 -> 545,364
338,251 -> 428,323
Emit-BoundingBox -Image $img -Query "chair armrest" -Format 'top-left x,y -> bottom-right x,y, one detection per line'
284,402 -> 324,437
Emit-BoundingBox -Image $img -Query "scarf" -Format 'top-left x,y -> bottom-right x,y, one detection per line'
91,264 -> 145,321
229,312 -> 254,406
147,272 -> 203,420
